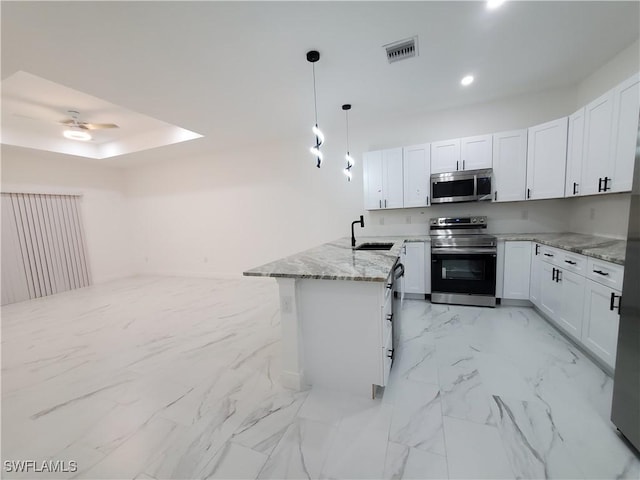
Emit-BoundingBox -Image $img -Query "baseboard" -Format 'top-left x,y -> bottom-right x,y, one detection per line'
281,370 -> 307,391
499,298 -> 533,307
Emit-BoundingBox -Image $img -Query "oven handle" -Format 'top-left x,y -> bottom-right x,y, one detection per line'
431,247 -> 497,255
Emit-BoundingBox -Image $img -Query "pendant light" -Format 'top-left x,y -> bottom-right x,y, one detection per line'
342,104 -> 354,181
307,50 -> 324,168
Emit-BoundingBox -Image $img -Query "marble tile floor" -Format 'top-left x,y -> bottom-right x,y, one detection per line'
2,275 -> 639,479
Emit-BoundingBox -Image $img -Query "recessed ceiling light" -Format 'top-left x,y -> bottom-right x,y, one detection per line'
63,127 -> 92,141
487,0 -> 506,10
461,75 -> 474,86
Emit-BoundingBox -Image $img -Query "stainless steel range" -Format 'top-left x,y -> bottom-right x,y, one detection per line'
430,216 -> 497,307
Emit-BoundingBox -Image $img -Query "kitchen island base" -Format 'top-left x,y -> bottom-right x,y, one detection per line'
276,276 -> 393,397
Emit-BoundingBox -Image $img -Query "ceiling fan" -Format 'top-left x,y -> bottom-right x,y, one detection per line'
59,110 -> 118,141
60,110 -> 119,131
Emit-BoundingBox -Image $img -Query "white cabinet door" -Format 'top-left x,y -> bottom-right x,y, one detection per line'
403,144 -> 431,207
363,151 -> 384,210
402,242 -> 426,294
582,279 -> 621,369
529,244 -> 542,307
461,134 -> 492,171
492,129 -> 527,202
582,91 -> 615,196
526,117 -> 568,200
383,148 -> 404,209
431,139 -> 461,174
503,241 -> 532,300
556,269 -> 585,341
610,72 -> 640,193
565,108 -> 585,197
540,262 -> 562,320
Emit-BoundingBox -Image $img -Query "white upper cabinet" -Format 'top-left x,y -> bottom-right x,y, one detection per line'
431,136 -> 492,174
460,134 -> 493,171
430,139 -> 461,174
580,73 -> 640,195
363,148 -> 404,210
363,150 -> 384,210
383,148 -> 404,209
581,91 -> 615,196
492,129 -> 527,202
526,117 -> 568,200
403,144 -> 431,208
565,107 -> 585,197
610,72 -> 640,193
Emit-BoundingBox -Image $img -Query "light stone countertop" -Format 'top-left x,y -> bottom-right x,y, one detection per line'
494,232 -> 626,265
243,232 -> 625,282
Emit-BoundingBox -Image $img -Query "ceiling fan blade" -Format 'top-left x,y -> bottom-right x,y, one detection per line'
83,123 -> 119,130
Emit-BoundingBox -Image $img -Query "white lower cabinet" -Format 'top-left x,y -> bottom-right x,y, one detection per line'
582,279 -> 621,370
502,241 -> 531,299
524,243 -> 624,372
539,262 -> 562,320
529,243 -> 543,307
555,269 -> 585,340
402,242 -> 427,294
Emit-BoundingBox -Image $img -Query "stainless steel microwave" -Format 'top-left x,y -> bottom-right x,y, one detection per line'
430,169 -> 493,204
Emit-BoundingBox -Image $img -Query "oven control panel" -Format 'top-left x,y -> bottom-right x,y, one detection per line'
429,216 -> 487,227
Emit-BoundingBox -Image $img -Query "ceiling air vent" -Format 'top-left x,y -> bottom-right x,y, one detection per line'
384,36 -> 418,64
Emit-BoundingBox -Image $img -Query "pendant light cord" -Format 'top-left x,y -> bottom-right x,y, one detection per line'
312,63 -> 318,125
345,109 -> 350,154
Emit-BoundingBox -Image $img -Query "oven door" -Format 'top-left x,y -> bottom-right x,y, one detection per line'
431,249 -> 496,296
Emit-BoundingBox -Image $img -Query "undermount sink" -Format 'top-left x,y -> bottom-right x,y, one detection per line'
354,242 -> 394,251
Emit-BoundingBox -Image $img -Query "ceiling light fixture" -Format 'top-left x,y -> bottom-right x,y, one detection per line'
63,126 -> 92,141
461,75 -> 475,86
486,0 -> 506,10
307,50 -> 324,168
342,104 -> 354,182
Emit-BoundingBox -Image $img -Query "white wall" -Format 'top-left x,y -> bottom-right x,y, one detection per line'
576,38 -> 640,107
567,193 -> 631,239
1,146 -> 134,283
124,85 -> 582,276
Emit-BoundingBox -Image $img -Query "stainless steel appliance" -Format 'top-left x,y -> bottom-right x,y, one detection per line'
430,216 -> 497,307
430,168 -> 492,204
611,122 -> 640,453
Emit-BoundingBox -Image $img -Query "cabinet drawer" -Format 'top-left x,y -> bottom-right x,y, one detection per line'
539,245 -> 562,266
558,250 -> 587,275
381,295 -> 392,348
586,258 -> 624,289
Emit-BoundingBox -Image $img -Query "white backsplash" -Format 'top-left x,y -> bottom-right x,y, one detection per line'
363,194 -> 630,239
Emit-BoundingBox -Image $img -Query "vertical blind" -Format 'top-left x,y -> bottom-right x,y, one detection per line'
1,193 -> 91,305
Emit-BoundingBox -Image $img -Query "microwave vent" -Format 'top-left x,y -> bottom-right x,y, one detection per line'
384,37 -> 418,63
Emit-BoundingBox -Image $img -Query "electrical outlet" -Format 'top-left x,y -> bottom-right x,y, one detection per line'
281,295 -> 292,314
590,208 -> 596,220
406,216 -> 411,224
521,210 -> 529,220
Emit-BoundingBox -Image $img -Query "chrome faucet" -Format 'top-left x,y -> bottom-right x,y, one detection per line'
351,215 -> 365,247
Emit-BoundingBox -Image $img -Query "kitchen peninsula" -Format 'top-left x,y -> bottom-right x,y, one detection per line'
243,236 -> 414,397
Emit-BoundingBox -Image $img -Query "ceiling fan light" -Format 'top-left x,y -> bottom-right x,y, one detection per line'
63,128 -> 91,141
